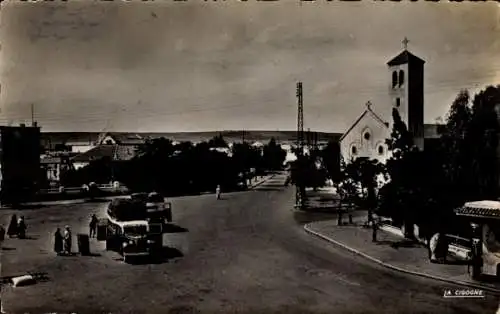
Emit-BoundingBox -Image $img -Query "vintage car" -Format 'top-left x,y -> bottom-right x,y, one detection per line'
130,192 -> 172,223
146,192 -> 172,222
98,199 -> 163,263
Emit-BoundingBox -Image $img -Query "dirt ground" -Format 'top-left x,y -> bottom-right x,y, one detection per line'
0,200 -> 187,313
0,179 -> 496,314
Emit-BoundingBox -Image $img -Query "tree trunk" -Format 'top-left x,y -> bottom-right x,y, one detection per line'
403,219 -> 415,240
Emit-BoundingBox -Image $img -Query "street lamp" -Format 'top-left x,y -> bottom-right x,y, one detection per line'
470,222 -> 482,280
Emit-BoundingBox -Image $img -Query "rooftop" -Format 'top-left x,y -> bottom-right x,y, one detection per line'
455,201 -> 500,219
387,50 -> 425,66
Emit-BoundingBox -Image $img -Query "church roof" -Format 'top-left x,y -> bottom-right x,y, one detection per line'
339,106 -> 389,142
387,50 -> 425,66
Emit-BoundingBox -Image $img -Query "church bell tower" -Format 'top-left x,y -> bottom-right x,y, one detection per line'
387,38 -> 425,151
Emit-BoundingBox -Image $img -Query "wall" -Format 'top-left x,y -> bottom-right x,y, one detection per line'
340,113 -> 392,164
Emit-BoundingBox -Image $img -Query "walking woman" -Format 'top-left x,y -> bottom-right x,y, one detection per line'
7,214 -> 18,238
54,228 -> 63,255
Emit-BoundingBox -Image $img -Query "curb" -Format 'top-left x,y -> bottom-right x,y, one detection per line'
304,223 -> 500,294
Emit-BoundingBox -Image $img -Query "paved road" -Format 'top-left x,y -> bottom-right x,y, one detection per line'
1,174 -> 498,313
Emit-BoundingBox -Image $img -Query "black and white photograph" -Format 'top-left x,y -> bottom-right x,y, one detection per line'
1,0 -> 500,313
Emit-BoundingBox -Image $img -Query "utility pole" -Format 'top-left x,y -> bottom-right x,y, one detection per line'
296,82 -> 305,209
307,128 -> 311,153
241,130 -> 248,187
31,103 -> 35,126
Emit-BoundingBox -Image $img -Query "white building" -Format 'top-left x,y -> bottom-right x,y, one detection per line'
340,41 -> 440,164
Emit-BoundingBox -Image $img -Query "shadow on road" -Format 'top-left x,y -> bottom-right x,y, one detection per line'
442,259 -> 469,266
252,187 -> 283,192
477,274 -> 500,284
128,247 -> 184,265
163,224 -> 189,233
293,211 -> 337,225
2,247 -> 16,251
81,252 -> 102,257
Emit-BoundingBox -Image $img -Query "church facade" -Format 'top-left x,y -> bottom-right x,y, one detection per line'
340,41 -> 440,164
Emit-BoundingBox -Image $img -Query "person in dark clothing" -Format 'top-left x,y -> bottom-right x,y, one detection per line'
7,214 -> 18,238
17,216 -> 26,239
0,225 -> 5,242
54,228 -> 63,255
89,214 -> 98,238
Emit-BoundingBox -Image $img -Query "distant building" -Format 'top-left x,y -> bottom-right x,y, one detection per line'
0,124 -> 42,203
40,132 -> 98,154
72,144 -> 137,169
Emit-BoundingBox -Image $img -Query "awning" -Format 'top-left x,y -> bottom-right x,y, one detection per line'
455,200 -> 500,219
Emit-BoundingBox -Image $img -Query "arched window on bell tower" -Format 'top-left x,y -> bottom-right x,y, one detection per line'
392,71 -> 398,88
398,70 -> 405,87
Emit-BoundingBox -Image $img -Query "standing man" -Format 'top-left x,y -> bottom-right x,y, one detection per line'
0,225 -> 5,243
216,185 -> 221,200
89,214 -> 98,238
54,228 -> 63,255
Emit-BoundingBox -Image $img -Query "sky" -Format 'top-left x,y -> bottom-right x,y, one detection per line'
1,1 -> 500,133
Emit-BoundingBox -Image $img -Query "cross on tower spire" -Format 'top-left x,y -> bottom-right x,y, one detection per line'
402,37 -> 409,50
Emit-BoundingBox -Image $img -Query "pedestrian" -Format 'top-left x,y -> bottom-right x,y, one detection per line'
54,228 -> 63,255
0,225 -> 5,242
7,214 -> 18,238
63,225 -> 72,255
216,185 -> 221,200
17,216 -> 26,239
89,214 -> 98,238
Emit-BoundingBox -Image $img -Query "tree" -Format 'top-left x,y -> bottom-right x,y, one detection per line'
232,142 -> 262,186
208,134 -> 228,148
439,90 -> 473,206
439,86 -> 500,204
320,141 -> 342,183
335,157 -> 361,205
385,108 -> 414,160
336,157 -> 383,221
262,138 -> 286,170
384,108 -> 418,239
467,86 -> 500,200
357,158 -> 384,222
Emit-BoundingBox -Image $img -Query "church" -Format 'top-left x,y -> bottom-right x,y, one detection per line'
339,39 -> 442,164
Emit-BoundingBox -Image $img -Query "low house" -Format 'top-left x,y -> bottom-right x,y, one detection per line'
72,144 -> 137,169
